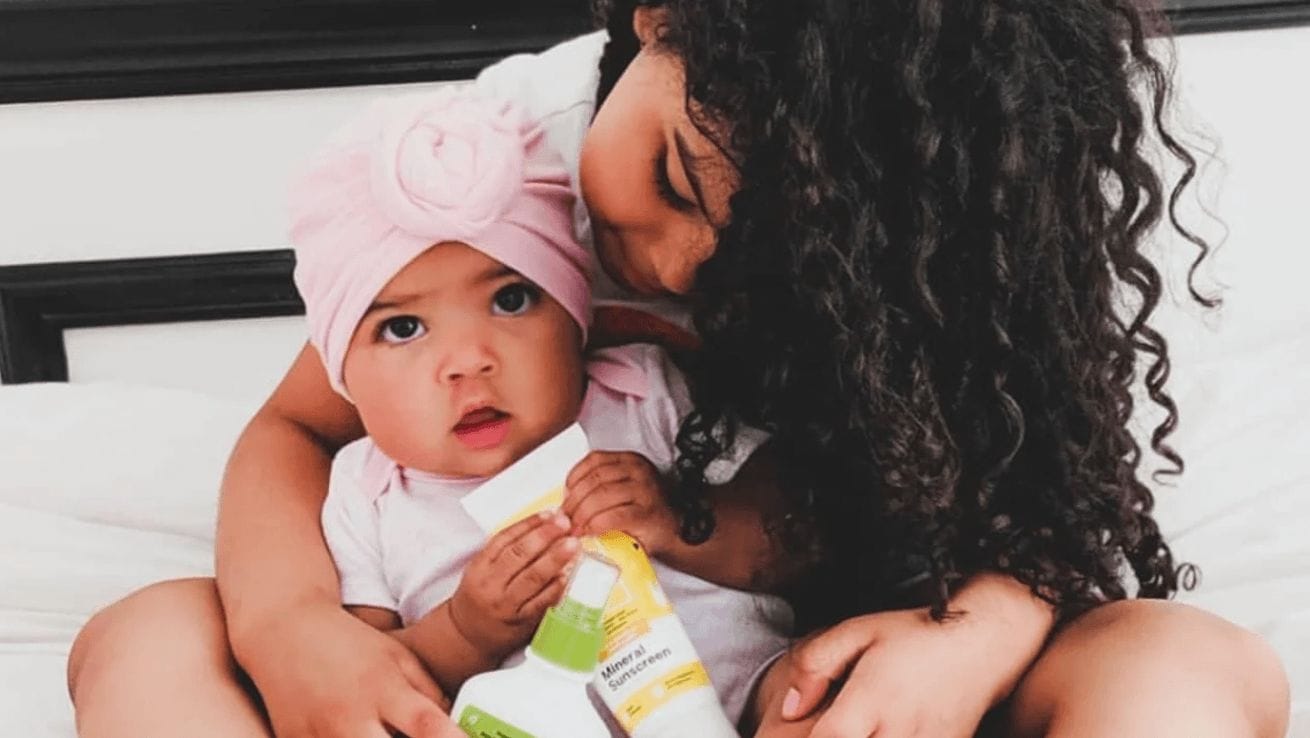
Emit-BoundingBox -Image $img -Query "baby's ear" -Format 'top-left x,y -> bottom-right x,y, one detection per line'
632,5 -> 669,48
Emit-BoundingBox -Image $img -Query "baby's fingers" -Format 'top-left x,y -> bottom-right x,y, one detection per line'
578,504 -> 642,540
564,463 -> 632,517
505,535 -> 580,610
517,573 -> 569,622
484,511 -> 571,572
566,451 -> 623,492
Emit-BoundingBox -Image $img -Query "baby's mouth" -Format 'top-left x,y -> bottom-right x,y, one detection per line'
452,407 -> 511,450
454,407 -> 507,430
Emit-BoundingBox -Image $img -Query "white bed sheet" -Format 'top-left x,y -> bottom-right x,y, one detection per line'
0,383 -> 254,736
1,338 -> 1307,737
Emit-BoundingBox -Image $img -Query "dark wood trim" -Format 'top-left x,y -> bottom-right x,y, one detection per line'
0,250 -> 301,383
1167,1 -> 1310,34
1,1 -> 1305,105
0,1 -> 594,104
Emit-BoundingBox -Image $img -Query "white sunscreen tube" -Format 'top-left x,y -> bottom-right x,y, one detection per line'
461,424 -> 740,737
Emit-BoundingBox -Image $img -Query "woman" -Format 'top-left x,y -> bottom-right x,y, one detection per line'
68,1 -> 1290,737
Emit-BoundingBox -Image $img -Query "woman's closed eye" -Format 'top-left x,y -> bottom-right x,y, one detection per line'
377,315 -> 427,345
491,282 -> 541,316
654,148 -> 697,213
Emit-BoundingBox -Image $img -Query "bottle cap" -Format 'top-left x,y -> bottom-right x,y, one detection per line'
530,552 -> 620,673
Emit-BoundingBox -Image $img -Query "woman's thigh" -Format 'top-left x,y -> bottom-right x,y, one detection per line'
1006,599 -> 1290,738
68,577 -> 271,738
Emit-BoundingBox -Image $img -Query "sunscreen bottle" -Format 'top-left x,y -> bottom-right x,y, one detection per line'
461,424 -> 741,738
451,552 -> 621,738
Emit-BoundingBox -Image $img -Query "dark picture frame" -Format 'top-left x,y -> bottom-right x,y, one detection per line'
0,0 -> 595,104
0,250 -> 302,383
1,0 -> 1307,105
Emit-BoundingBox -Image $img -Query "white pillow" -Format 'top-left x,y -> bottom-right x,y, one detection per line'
0,382 -> 256,630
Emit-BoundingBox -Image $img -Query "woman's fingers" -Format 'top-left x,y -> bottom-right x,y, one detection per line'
378,681 -> 462,738
783,616 -> 880,721
393,647 -> 449,711
806,651 -> 900,738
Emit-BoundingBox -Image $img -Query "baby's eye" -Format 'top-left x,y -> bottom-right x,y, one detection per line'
491,283 -> 540,316
378,315 -> 426,344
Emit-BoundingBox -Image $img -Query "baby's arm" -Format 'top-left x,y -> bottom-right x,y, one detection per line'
347,600 -> 497,697
563,446 -> 796,592
570,344 -> 800,592
345,511 -> 578,696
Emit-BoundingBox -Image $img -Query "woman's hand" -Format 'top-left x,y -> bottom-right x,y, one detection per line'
564,450 -> 680,556
780,574 -> 1054,738
242,602 -> 462,738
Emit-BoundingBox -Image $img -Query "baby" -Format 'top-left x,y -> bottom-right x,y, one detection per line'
287,87 -> 792,733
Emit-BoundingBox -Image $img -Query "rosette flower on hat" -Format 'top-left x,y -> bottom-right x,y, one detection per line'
288,86 -> 592,398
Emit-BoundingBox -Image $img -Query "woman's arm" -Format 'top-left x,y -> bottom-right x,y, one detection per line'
215,343 -> 364,648
214,344 -> 461,738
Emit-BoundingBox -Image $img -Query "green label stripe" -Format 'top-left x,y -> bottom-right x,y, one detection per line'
457,704 -> 537,738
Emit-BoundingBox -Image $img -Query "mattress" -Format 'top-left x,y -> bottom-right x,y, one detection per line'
0,361 -> 1306,735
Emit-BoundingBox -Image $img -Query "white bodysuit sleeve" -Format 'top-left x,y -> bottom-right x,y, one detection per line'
320,441 -> 397,612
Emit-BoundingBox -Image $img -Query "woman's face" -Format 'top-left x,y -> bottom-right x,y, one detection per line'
579,7 -> 739,296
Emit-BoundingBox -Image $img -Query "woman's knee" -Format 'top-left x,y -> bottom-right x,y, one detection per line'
1009,599 -> 1290,738
68,577 -> 230,701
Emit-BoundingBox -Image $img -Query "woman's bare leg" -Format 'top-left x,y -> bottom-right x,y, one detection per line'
67,577 -> 271,738
1007,599 -> 1290,738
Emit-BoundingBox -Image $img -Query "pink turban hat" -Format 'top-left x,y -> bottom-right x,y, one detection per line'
288,87 -> 591,397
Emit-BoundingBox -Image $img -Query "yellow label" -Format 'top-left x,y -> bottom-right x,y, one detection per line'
582,532 -> 674,657
611,661 -> 713,732
489,486 -> 565,534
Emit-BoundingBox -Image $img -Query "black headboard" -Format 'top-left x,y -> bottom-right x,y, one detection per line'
0,250 -> 302,384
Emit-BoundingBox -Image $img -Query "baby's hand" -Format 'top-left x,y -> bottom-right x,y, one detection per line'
564,451 -> 679,557
449,511 -> 578,660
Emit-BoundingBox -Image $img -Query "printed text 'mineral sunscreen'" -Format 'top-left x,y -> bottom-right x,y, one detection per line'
461,424 -> 740,738
451,552 -> 620,738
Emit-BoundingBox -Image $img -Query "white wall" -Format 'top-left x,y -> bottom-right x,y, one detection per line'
0,80 -> 460,399
0,27 -> 1307,400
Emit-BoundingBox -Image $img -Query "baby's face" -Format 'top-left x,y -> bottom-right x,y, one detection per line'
342,242 -> 585,478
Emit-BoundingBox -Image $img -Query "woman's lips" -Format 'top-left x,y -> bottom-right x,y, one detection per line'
452,408 -> 510,450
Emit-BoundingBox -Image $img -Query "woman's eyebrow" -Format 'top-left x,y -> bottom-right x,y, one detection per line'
673,128 -> 711,216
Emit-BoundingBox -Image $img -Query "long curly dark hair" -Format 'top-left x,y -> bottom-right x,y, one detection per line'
595,0 -> 1212,629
